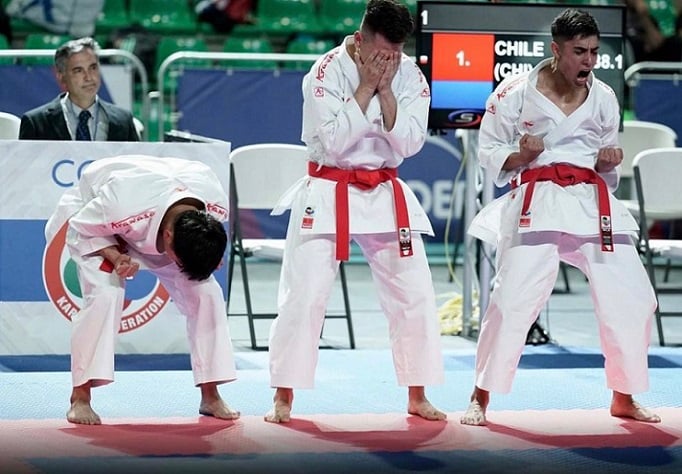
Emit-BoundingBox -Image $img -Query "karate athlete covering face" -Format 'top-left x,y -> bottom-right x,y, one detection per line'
460,8 -> 660,427
45,155 -> 239,425
264,0 -> 446,423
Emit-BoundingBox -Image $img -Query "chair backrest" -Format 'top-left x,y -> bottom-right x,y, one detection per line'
222,36 -> 276,69
619,120 -> 678,178
23,34 -> 71,65
256,0 -> 320,34
284,37 -> 334,70
95,0 -> 129,33
230,143 -> 308,210
129,0 -> 195,33
155,36 -> 209,72
0,111 -> 21,139
319,0 -> 365,34
633,147 -> 682,221
132,117 -> 144,139
0,35 -> 12,65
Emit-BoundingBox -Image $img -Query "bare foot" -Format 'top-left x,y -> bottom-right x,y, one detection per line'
460,387 -> 489,426
406,386 -> 446,421
66,399 -> 101,425
199,399 -> 240,420
264,387 -> 293,423
460,400 -> 487,426
198,382 -> 240,420
408,399 -> 447,421
610,392 -> 661,423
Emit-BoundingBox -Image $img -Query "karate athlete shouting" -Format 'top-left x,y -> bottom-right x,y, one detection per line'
264,0 -> 446,423
45,155 -> 239,425
460,8 -> 660,426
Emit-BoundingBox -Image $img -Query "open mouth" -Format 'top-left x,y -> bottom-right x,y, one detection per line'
577,70 -> 590,78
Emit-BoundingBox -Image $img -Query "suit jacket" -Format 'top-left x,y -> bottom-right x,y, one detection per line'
19,94 -> 139,141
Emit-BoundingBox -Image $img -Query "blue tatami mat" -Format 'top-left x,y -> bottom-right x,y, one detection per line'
1,346 -> 681,474
1,346 -> 681,420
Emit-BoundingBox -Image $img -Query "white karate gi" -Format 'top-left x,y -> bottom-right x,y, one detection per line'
45,155 -> 237,388
470,58 -> 657,395
268,36 -> 445,389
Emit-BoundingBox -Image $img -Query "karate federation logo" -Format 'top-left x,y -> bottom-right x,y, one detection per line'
42,223 -> 170,333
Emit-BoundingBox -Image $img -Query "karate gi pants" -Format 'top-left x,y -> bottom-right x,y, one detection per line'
67,239 -> 237,388
268,230 -> 445,388
475,231 -> 657,395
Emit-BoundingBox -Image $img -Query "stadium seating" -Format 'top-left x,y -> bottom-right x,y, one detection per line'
95,0 -> 129,34
253,0 -> 321,35
129,0 -> 197,34
284,36 -> 335,70
23,34 -> 71,65
155,36 -> 209,92
647,0 -> 678,36
319,0 -> 365,35
222,36 -> 277,69
0,34 -> 11,65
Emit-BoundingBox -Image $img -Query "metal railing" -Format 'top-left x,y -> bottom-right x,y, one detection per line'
156,51 -> 324,141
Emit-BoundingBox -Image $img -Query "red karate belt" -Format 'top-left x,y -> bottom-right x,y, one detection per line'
307,162 -> 413,261
510,164 -> 614,252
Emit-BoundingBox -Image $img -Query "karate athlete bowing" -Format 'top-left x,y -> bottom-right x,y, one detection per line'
45,155 -> 239,425
264,0 -> 446,423
460,8 -> 660,426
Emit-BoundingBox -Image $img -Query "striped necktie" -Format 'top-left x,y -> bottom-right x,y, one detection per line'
76,110 -> 92,141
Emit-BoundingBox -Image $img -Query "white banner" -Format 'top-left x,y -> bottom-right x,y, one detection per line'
0,140 -> 231,355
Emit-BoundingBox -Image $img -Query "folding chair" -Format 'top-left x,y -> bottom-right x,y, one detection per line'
227,143 -> 355,350
0,111 -> 21,139
632,147 -> 682,346
618,120 -> 677,209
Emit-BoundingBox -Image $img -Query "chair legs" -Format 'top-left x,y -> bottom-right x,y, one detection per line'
557,262 -> 571,294
226,244 -> 261,350
643,247 -> 682,347
227,248 -> 355,350
338,262 -> 356,349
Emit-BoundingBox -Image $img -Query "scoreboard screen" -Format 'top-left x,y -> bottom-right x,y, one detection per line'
415,1 -> 626,130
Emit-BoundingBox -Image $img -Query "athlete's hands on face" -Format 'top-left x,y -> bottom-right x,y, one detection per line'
377,50 -> 399,94
355,48 -> 393,94
595,146 -> 623,173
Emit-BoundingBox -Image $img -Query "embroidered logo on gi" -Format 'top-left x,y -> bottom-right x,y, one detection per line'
486,103 -> 496,115
42,223 -> 170,333
519,211 -> 531,227
301,206 -> 315,229
206,202 -> 228,220
496,76 -> 525,100
421,87 -> 430,97
315,51 -> 337,81
314,87 -> 324,97
523,120 -> 534,129
111,210 -> 155,230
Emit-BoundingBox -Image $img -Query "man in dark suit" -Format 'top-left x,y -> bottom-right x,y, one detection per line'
19,37 -> 139,141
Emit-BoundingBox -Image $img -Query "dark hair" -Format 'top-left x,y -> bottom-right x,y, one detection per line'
54,36 -> 100,73
551,8 -> 600,42
361,0 -> 413,44
172,210 -> 227,281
